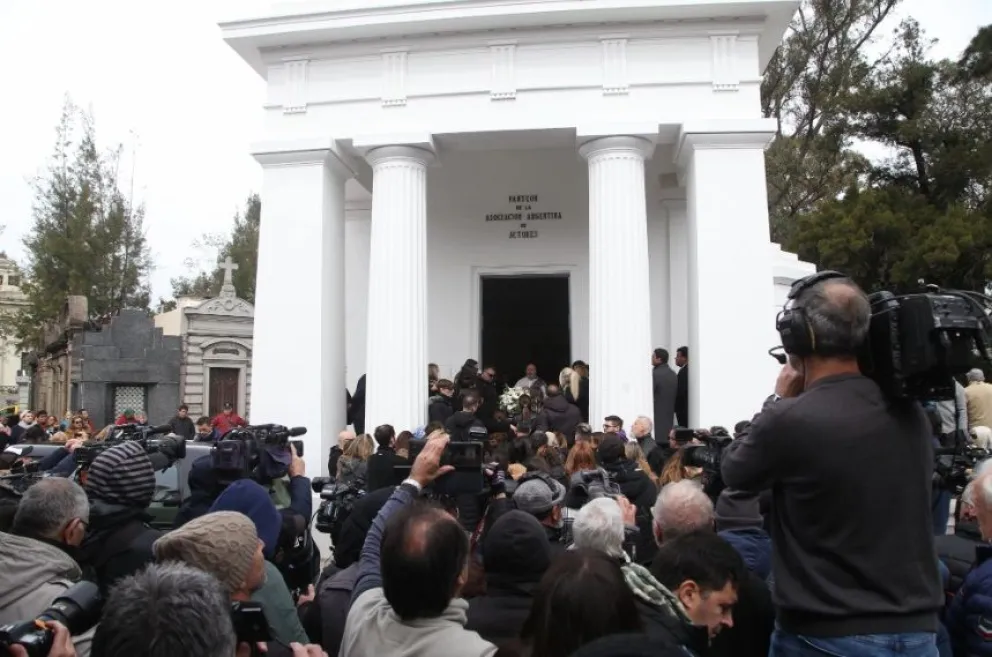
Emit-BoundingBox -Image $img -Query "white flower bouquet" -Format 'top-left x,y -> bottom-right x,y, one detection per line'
498,386 -> 529,415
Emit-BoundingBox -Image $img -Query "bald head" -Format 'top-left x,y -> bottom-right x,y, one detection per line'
338,430 -> 356,445
795,278 -> 870,358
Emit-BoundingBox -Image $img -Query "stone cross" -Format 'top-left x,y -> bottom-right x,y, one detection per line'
219,256 -> 239,286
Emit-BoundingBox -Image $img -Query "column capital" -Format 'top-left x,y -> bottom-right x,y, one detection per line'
578,136 -> 656,161
364,145 -> 436,168
251,138 -> 358,179
353,133 -> 437,163
674,119 -> 777,169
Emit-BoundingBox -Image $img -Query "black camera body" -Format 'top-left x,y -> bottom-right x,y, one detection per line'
210,424 -> 306,482
860,290 -> 991,401
0,581 -> 102,657
75,424 -> 183,470
682,429 -> 733,473
231,600 -> 270,644
394,439 -> 485,497
935,445 -> 990,493
312,476 -> 366,540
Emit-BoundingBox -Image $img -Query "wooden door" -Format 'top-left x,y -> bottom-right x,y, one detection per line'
208,368 -> 240,417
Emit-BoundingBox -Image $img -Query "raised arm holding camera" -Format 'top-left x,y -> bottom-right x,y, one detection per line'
721,272 -> 943,657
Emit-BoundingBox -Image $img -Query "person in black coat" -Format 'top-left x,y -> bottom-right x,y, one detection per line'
427,379 -> 456,425
652,349 -> 678,440
534,385 -> 582,439
348,374 -> 366,435
364,424 -> 407,492
466,511 -> 552,646
596,435 -> 659,565
444,390 -> 488,442
674,347 -> 689,428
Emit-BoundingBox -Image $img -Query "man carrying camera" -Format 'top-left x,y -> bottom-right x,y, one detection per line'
721,273 -> 942,656
0,478 -> 94,657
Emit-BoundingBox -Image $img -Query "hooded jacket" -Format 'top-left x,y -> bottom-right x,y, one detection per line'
466,511 -> 551,644
535,395 -> 582,440
622,559 -> 708,655
0,532 -> 94,657
444,411 -> 487,442
77,501 -> 161,597
428,394 -> 455,424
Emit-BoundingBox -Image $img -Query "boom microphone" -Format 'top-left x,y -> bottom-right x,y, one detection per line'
288,427 -> 307,437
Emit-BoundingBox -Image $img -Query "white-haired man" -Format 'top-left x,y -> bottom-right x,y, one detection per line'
651,481 -> 775,657
631,416 -> 665,476
0,478 -> 95,657
947,470 -> 992,656
650,480 -> 714,545
966,369 -> 992,435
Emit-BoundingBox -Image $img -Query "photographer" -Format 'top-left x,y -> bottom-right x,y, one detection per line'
78,440 -> 183,596
721,274 -> 942,655
0,478 -> 94,657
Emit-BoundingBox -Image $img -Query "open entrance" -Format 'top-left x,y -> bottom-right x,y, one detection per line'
481,274 -> 571,388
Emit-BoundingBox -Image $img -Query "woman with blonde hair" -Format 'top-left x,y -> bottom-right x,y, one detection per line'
659,448 -> 704,486
559,367 -> 581,404
624,442 -> 659,487
337,433 -> 374,486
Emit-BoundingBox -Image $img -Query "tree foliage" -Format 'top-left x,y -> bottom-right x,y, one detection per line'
168,194 -> 260,306
784,21 -> 992,292
762,0 -> 900,239
1,99 -> 151,348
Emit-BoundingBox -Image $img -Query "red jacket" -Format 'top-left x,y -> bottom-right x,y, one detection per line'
212,412 -> 246,436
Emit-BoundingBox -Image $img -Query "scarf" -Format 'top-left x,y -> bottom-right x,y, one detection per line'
621,558 -> 692,624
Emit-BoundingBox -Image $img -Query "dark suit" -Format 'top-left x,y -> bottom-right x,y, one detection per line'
365,447 -> 406,492
675,365 -> 689,428
652,364 -> 678,439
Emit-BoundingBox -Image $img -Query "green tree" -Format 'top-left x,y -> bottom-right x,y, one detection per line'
785,22 -> 992,292
170,194 -> 260,304
960,24 -> 992,82
0,99 -> 151,348
762,0 -> 902,240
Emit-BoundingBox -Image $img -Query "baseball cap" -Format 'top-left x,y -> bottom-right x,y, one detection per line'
513,474 -> 566,515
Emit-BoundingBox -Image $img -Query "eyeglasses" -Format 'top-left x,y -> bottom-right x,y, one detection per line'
603,424 -> 618,430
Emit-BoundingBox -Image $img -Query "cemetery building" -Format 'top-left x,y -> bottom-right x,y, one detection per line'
155,258 -> 255,419
26,297 -> 181,427
220,0 -> 815,465
0,255 -> 28,407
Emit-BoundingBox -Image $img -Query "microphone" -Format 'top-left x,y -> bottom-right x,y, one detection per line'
288,427 -> 307,437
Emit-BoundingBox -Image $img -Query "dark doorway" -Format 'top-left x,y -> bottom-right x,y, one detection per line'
481,274 -> 571,388
209,368 -> 240,416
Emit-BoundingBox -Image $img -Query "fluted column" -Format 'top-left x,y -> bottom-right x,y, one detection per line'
580,136 -> 655,430
363,146 -> 434,433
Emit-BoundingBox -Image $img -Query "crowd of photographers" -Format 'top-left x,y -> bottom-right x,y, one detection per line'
4,269 -> 992,657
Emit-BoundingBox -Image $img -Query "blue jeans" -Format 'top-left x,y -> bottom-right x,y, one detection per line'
770,629 -> 938,657
932,488 -> 952,535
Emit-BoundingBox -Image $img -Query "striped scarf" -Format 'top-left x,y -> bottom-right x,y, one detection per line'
621,558 -> 692,624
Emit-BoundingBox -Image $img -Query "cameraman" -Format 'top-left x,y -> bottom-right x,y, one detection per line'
721,274 -> 942,656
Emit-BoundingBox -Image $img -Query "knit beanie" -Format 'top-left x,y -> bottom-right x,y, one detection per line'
209,479 -> 282,559
153,511 -> 259,593
86,441 -> 155,508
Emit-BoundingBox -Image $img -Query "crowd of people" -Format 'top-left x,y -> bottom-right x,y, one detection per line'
2,272 -> 992,657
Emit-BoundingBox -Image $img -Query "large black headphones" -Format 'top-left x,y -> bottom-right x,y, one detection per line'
776,270 -> 848,356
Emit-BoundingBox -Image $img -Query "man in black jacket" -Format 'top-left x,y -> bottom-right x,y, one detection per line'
428,379 -> 456,424
365,424 -> 407,492
674,347 -> 689,428
167,404 -> 196,440
653,348 -> 678,439
722,273 -> 942,655
535,384 -> 582,439
597,434 -> 659,564
466,511 -> 551,646
444,390 -> 488,441
631,416 -> 665,476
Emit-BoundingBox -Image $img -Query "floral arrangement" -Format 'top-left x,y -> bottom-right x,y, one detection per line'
498,386 -> 530,415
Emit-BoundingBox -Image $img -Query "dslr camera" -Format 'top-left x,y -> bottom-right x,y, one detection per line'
0,581 -> 101,657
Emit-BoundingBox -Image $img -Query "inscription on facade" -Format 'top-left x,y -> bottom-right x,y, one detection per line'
485,194 -> 561,238
212,348 -> 240,356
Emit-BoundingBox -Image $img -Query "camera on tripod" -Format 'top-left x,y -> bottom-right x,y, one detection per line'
0,581 -> 101,657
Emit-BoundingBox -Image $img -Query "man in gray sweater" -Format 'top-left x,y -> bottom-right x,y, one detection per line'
340,432 -> 497,657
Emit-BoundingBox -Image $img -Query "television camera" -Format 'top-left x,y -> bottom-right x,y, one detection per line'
209,424 -> 307,481
74,423 -> 185,469
0,581 -> 101,657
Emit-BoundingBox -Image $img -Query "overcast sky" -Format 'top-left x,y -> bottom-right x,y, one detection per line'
0,0 -> 990,302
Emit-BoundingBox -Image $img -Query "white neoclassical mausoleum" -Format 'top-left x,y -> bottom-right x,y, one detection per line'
221,0 -> 815,466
